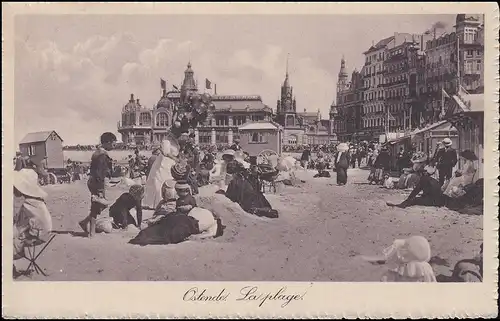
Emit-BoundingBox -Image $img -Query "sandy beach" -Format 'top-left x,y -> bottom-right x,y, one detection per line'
14,168 -> 482,282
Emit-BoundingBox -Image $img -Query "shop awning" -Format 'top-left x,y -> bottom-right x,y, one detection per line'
411,120 -> 456,137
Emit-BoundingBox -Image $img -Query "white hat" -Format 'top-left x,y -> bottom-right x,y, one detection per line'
442,138 -> 452,146
222,149 -> 235,157
337,143 -> 349,152
14,169 -> 47,199
160,134 -> 180,158
424,165 -> 436,175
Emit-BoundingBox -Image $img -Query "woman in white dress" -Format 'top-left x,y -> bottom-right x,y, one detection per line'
443,150 -> 477,198
143,137 -> 180,209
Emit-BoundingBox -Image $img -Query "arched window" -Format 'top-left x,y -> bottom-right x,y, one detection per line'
122,113 -> 128,126
286,115 -> 294,127
156,112 -> 169,127
129,112 -> 136,125
139,112 -> 151,126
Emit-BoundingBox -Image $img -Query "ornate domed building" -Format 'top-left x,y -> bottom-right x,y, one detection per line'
118,61 -> 274,147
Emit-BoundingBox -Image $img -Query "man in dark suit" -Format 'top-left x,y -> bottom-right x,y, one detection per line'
335,147 -> 350,186
437,138 -> 458,186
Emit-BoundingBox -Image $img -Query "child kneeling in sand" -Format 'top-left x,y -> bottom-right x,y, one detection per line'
175,181 -> 197,214
142,180 -> 177,228
109,184 -> 144,229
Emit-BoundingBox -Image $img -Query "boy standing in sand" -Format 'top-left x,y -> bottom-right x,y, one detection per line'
79,132 -> 117,238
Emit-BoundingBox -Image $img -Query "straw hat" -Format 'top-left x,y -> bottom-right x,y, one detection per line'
14,169 -> 47,199
423,165 -> 436,175
175,181 -> 191,191
442,138 -> 452,146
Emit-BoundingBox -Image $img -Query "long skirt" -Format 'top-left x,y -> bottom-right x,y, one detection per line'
336,167 -> 347,185
143,155 -> 176,209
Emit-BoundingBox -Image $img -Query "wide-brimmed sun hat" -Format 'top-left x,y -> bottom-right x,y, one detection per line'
14,168 -> 47,199
442,138 -> 453,146
337,143 -> 349,152
222,149 -> 235,157
423,165 -> 436,175
460,149 -> 478,161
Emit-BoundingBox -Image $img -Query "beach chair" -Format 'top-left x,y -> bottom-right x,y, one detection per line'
20,230 -> 57,277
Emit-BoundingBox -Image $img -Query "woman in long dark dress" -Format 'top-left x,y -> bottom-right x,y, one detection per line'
224,160 -> 278,218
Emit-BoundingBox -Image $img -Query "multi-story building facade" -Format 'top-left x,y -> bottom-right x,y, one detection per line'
274,64 -> 332,146
117,62 -> 273,147
423,14 -> 484,124
330,57 -> 365,142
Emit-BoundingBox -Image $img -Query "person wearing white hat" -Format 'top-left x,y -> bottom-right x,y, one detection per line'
436,138 -> 458,187
334,143 -> 350,185
13,169 -> 53,274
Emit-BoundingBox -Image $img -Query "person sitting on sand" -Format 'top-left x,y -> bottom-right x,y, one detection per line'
450,243 -> 483,282
175,181 -> 197,214
380,236 -> 437,282
225,160 -> 278,218
13,169 -> 53,277
109,184 -> 145,229
386,165 -> 447,208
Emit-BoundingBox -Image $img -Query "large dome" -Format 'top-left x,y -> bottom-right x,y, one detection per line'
122,94 -> 144,113
157,96 -> 173,110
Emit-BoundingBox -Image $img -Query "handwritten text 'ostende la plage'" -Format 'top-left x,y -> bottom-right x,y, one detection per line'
183,286 -> 308,308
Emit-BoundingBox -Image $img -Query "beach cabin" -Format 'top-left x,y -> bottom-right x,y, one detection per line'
411,121 -> 458,159
445,92 -> 484,181
238,121 -> 282,163
19,130 -> 64,169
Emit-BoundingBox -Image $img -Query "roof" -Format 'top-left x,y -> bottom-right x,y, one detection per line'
363,36 -> 395,54
212,96 -> 271,112
19,130 -> 63,144
450,93 -> 484,114
411,120 -> 457,136
238,121 -> 279,131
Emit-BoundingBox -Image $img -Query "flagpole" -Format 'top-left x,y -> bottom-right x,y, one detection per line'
456,33 -> 461,93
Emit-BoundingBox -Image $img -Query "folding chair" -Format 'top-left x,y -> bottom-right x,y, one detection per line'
21,231 -> 56,277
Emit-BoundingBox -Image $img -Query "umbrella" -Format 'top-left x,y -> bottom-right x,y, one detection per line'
337,143 -> 349,152
460,150 -> 478,161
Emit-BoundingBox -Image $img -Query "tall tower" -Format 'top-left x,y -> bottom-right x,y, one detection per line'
180,61 -> 198,104
280,54 -> 294,112
337,55 -> 349,92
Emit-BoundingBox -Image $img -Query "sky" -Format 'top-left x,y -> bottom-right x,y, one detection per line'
14,14 -> 457,145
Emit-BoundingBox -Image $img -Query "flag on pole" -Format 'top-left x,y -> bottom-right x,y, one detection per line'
205,78 -> 212,90
388,113 -> 396,121
442,88 -> 450,99
173,85 -> 179,91
214,83 -> 217,95
160,78 -> 166,90
420,113 -> 425,125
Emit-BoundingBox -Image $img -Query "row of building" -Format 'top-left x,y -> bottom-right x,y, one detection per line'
118,60 -> 332,148
331,14 -> 484,142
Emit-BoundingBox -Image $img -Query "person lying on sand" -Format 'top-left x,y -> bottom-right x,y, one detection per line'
187,207 -> 225,240
450,243 -> 483,282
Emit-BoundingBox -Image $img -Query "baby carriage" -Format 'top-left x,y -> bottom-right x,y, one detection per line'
257,164 -> 280,193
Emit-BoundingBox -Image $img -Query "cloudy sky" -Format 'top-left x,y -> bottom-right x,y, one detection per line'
14,14 -> 457,145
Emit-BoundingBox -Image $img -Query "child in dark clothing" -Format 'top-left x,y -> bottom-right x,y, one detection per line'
79,132 -> 116,238
109,184 -> 145,229
175,181 -> 197,214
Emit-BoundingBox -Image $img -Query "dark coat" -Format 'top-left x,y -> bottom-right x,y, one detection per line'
374,150 -> 391,170
334,152 -> 350,169
437,147 -> 458,169
129,214 -> 200,246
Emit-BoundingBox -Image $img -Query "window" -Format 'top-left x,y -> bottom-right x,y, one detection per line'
215,131 -> 229,143
122,114 -> 128,126
251,115 -> 264,122
250,132 -> 266,143
288,135 -> 297,144
139,112 -> 151,126
477,60 -> 482,71
215,116 -> 229,126
27,145 -> 36,156
233,115 -> 246,126
156,112 -> 169,127
199,131 -> 211,144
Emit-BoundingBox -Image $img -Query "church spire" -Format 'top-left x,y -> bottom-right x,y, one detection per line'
283,53 -> 290,88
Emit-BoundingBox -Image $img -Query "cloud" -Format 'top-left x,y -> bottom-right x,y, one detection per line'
15,32 -> 336,145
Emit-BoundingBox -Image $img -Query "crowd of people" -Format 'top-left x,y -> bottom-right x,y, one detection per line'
12,131 -> 483,282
